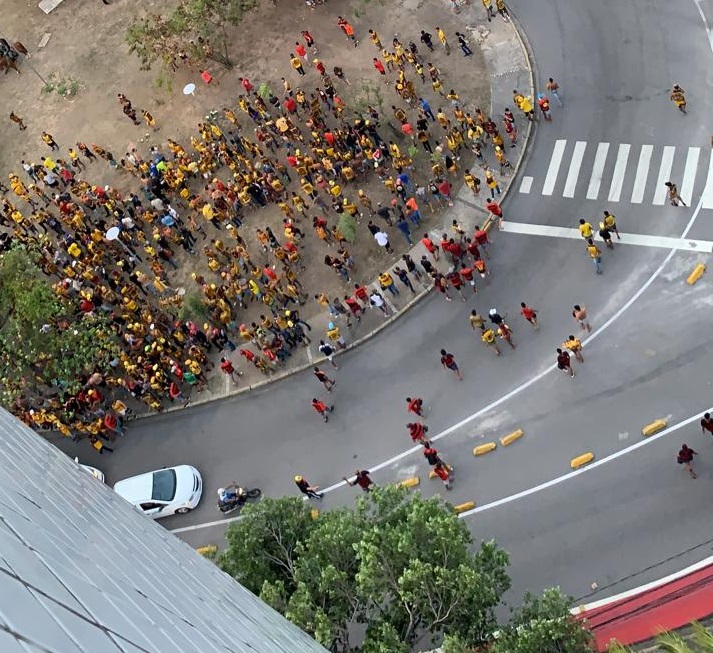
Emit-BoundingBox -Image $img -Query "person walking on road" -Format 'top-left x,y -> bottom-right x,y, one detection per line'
482,0 -> 496,21
546,77 -> 562,106
344,469 -> 374,492
295,475 -> 324,499
435,27 -> 451,55
318,340 -> 339,369
407,396 -> 425,417
603,210 -> 620,239
440,349 -> 463,380
520,302 -> 539,329
312,397 -> 334,422
433,461 -> 453,489
556,348 -> 575,378
455,32 -> 473,56
481,325 -> 501,356
498,323 -> 516,349
578,218 -> 594,240
563,335 -> 584,363
701,413 -> 713,436
408,421 -> 428,443
677,444 -> 697,478
313,367 -> 336,391
598,221 -> 614,249
665,181 -> 686,206
573,304 -> 592,332
219,357 -> 243,385
423,441 -> 449,468
586,238 -> 603,275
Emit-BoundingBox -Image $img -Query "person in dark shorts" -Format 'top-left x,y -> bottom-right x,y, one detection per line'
440,349 -> 463,380
556,348 -> 575,378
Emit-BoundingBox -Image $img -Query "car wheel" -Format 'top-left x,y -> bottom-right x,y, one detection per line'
176,507 -> 191,514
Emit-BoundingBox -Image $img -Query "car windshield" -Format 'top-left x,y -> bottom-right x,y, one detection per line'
151,469 -> 177,502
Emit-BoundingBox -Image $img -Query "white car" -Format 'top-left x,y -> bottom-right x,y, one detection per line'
113,465 -> 203,519
74,457 -> 105,483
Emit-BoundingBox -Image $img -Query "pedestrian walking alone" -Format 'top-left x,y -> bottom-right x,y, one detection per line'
573,304 -> 592,332
9,111 -> 26,130
677,444 -> 697,479
546,77 -> 563,106
701,412 -> 713,436
313,366 -> 336,391
520,302 -> 539,329
665,181 -> 686,206
318,340 -> 339,369
219,357 -> 243,385
586,238 -> 603,275
436,27 -> 451,55
556,348 -> 575,378
344,469 -> 374,491
406,396 -> 425,417
440,349 -> 463,380
295,475 -> 324,499
455,32 -> 472,56
312,397 -> 334,422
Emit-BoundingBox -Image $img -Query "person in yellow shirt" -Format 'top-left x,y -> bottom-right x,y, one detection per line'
435,26 -> 450,55
480,325 -> 501,356
326,322 -> 346,349
328,181 -> 342,198
586,238 -> 603,275
464,170 -> 481,196
290,54 -> 306,76
378,271 -> 399,296
578,218 -> 594,239
563,335 -> 584,363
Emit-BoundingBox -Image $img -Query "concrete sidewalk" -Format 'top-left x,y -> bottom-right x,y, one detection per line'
136,8 -> 535,418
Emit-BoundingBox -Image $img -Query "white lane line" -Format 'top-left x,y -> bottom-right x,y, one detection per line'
458,408 -> 712,519
519,175 -> 534,194
542,140 -> 567,196
630,144 -> 653,203
563,141 -> 587,198
500,221 -> 713,252
702,151 -> 713,209
586,142 -> 610,200
172,198 -> 709,535
653,146 -> 676,205
607,143 -> 631,202
681,147 -> 701,206
692,0 -> 713,55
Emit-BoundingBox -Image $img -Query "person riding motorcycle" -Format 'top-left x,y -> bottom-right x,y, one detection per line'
217,482 -> 246,508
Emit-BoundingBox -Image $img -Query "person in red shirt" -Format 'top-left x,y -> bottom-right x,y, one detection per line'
473,258 -> 488,279
465,237 -> 480,259
556,348 -> 574,378
702,413 -> 713,435
437,179 -> 453,205
497,323 -> 516,349
446,269 -> 466,301
407,421 -> 428,443
473,225 -> 490,257
344,469 -> 374,492
520,302 -> 539,329
433,462 -> 453,489
284,96 -> 298,115
440,349 -> 463,380
168,381 -> 188,405
220,357 -> 242,385
313,367 -> 336,391
406,396 -> 424,417
353,283 -> 369,306
314,59 -> 326,75
103,411 -> 124,439
421,234 -> 440,261
373,58 -> 386,76
239,77 -> 253,93
677,444 -> 697,478
312,397 -> 334,422
344,295 -> 363,321
459,263 -> 477,294
295,41 -> 307,59
485,199 -> 504,230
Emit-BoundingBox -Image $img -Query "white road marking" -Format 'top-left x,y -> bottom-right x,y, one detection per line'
500,221 -> 713,251
681,147 -> 701,206
586,142 -> 610,200
630,144 -> 653,203
519,175 -> 534,194
458,408 -> 711,519
702,152 -> 713,209
563,141 -> 587,198
306,347 -> 314,364
172,198 -> 708,535
652,146 -> 676,205
542,140 -> 567,195
607,143 -> 631,202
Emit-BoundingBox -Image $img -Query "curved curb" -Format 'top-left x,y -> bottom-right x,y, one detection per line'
136,15 -> 538,420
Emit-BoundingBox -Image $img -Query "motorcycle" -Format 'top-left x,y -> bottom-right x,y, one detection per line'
216,485 -> 262,514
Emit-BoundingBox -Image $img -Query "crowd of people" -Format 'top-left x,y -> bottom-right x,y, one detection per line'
3,6 -> 527,448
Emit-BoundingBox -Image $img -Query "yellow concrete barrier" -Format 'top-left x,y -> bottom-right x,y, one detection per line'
642,419 -> 667,437
429,465 -> 453,479
473,442 -> 497,456
500,429 -> 524,446
398,476 -> 421,489
570,452 -> 594,470
687,263 -> 706,285
195,545 -> 217,556
310,509 -> 320,520
453,501 -> 476,514
483,216 -> 495,233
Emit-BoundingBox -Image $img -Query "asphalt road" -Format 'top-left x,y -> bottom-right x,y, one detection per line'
55,0 -> 713,605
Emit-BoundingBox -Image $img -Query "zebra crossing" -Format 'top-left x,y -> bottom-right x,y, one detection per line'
519,139 -> 713,208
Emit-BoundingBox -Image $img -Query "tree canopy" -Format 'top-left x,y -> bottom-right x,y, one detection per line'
218,486 -> 511,652
126,0 -> 259,74
0,246 -> 118,408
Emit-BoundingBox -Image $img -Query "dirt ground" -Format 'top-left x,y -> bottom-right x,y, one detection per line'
1,0 -> 491,396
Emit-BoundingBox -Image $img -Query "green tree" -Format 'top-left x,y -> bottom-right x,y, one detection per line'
218,486 -> 511,652
126,0 -> 258,74
609,620 -> 713,652
492,587 -> 595,653
337,213 -> 357,243
0,246 -> 119,407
